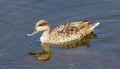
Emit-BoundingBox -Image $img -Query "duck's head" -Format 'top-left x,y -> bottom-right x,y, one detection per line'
27,20 -> 50,36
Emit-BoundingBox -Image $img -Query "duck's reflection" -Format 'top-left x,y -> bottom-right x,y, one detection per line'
28,32 -> 97,62
28,43 -> 51,63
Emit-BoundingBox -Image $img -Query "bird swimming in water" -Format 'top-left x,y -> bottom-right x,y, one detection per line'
27,20 -> 100,44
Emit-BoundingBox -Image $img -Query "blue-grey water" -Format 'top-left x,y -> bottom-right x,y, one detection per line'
0,0 -> 120,69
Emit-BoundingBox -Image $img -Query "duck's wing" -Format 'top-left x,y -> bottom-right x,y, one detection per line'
50,20 -> 88,36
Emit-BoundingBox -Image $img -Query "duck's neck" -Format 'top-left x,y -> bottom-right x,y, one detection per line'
41,43 -> 51,52
40,29 -> 50,42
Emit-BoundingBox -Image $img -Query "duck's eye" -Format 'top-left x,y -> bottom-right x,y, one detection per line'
38,23 -> 47,26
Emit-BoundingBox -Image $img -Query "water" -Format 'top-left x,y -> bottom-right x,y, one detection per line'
0,0 -> 120,69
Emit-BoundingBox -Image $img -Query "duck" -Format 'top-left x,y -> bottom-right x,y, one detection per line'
27,20 -> 100,44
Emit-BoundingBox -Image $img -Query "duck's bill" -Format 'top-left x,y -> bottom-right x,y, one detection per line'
27,29 -> 38,36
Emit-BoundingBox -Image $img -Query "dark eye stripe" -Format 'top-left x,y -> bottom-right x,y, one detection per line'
38,23 -> 47,26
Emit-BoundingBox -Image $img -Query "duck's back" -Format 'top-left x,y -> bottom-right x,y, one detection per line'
49,21 -> 89,43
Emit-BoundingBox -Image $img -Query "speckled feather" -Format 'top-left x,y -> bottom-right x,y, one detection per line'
49,21 -> 88,43
28,20 -> 100,44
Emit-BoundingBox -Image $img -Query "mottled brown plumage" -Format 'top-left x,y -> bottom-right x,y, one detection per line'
27,20 -> 100,44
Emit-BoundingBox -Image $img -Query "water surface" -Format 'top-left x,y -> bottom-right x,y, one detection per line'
0,0 -> 120,69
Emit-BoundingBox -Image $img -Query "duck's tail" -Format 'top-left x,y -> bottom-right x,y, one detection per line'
90,22 -> 100,29
87,22 -> 100,33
